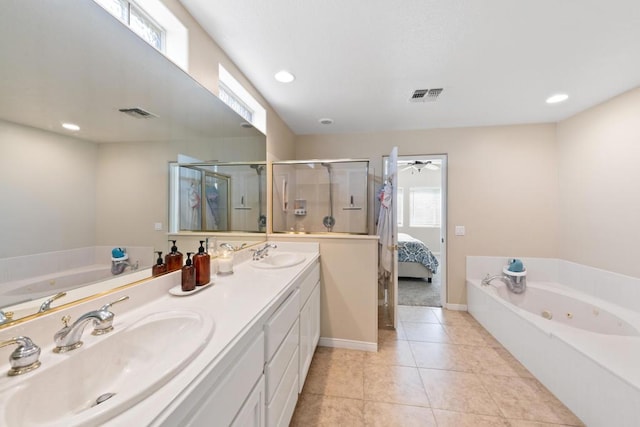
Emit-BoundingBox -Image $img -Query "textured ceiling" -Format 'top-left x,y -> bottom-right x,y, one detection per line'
180,0 -> 640,135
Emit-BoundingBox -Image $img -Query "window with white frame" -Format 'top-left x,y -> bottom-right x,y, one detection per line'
94,0 -> 188,70
95,0 -> 164,50
218,65 -> 267,134
219,83 -> 254,123
396,187 -> 404,227
409,187 -> 441,227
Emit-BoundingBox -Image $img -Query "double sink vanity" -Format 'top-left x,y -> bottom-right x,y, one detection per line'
0,242 -> 320,426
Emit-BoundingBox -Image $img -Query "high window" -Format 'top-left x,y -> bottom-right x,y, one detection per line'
94,0 -> 188,70
219,65 -> 267,134
96,0 -> 164,50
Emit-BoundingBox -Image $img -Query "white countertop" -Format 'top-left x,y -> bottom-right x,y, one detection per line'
0,242 -> 319,427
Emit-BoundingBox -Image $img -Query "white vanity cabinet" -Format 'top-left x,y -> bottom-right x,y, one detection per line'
264,287 -> 300,427
161,331 -> 266,427
264,260 -> 320,427
298,264 -> 321,393
231,376 -> 266,427
152,252 -> 320,427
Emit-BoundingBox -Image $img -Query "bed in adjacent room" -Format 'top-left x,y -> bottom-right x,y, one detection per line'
397,233 -> 439,282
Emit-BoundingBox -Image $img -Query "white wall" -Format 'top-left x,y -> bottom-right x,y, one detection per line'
295,124 -> 560,305
0,119 -> 98,257
557,87 -> 640,278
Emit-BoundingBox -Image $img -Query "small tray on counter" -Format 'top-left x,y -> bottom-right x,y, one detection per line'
169,281 -> 213,296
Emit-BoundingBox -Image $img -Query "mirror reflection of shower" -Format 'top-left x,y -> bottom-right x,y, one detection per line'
251,164 -> 267,231
321,162 -> 335,231
168,162 -> 267,233
271,159 -> 370,234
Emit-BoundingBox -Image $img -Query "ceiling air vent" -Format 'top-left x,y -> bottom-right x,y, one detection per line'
410,88 -> 444,103
118,107 -> 158,119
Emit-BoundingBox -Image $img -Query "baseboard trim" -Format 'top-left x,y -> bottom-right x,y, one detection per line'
445,303 -> 468,311
318,337 -> 377,352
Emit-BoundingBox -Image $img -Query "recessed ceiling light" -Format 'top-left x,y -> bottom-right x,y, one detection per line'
62,123 -> 80,131
319,118 -> 333,125
546,93 -> 569,104
274,70 -> 295,83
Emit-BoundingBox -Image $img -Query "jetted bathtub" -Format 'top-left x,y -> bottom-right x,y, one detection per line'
1,265 -> 113,306
467,278 -> 640,427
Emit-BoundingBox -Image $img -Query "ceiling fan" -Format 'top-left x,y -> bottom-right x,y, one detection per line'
400,160 -> 440,173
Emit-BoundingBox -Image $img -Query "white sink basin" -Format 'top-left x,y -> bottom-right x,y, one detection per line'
0,309 -> 214,427
251,253 -> 306,269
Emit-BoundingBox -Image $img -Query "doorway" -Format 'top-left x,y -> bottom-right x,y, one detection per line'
396,155 -> 447,308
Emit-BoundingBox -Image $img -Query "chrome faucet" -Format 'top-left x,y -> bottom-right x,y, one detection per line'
252,243 -> 277,260
0,310 -> 14,326
38,292 -> 67,313
53,296 -> 129,353
0,336 -> 41,376
482,273 -> 526,294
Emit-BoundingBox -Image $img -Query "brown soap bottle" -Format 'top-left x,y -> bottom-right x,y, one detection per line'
152,251 -> 167,277
165,240 -> 183,272
193,240 -> 211,286
181,252 -> 196,292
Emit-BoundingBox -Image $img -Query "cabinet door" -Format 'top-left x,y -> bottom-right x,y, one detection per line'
299,282 -> 321,393
298,295 -> 312,393
232,375 -> 265,427
310,283 -> 320,350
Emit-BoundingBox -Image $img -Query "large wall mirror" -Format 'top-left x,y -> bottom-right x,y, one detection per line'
0,0 -> 267,327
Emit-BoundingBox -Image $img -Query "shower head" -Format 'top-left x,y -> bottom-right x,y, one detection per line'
250,164 -> 265,175
320,162 -> 332,169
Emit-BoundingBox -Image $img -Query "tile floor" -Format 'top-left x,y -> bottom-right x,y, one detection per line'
290,305 -> 584,427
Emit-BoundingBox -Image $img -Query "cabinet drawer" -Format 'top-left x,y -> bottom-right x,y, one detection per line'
266,348 -> 299,427
266,318 -> 299,403
265,289 -> 300,362
299,262 -> 320,307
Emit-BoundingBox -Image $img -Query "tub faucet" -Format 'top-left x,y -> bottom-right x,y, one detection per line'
111,259 -> 139,275
482,273 -> 526,294
53,296 -> 129,353
252,243 -> 277,260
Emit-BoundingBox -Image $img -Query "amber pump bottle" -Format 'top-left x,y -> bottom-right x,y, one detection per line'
165,240 -> 183,272
193,240 -> 211,286
181,252 -> 196,292
152,251 -> 167,277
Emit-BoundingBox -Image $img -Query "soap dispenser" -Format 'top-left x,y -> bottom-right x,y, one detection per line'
152,251 -> 167,277
165,240 -> 183,272
181,252 -> 196,292
193,240 -> 211,286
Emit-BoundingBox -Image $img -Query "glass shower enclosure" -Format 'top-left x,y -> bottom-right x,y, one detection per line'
272,160 -> 369,234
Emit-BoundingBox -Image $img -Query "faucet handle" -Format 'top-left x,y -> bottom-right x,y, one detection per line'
0,336 -> 42,376
61,315 -> 71,327
93,296 -> 129,336
98,295 -> 129,312
38,291 -> 67,313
